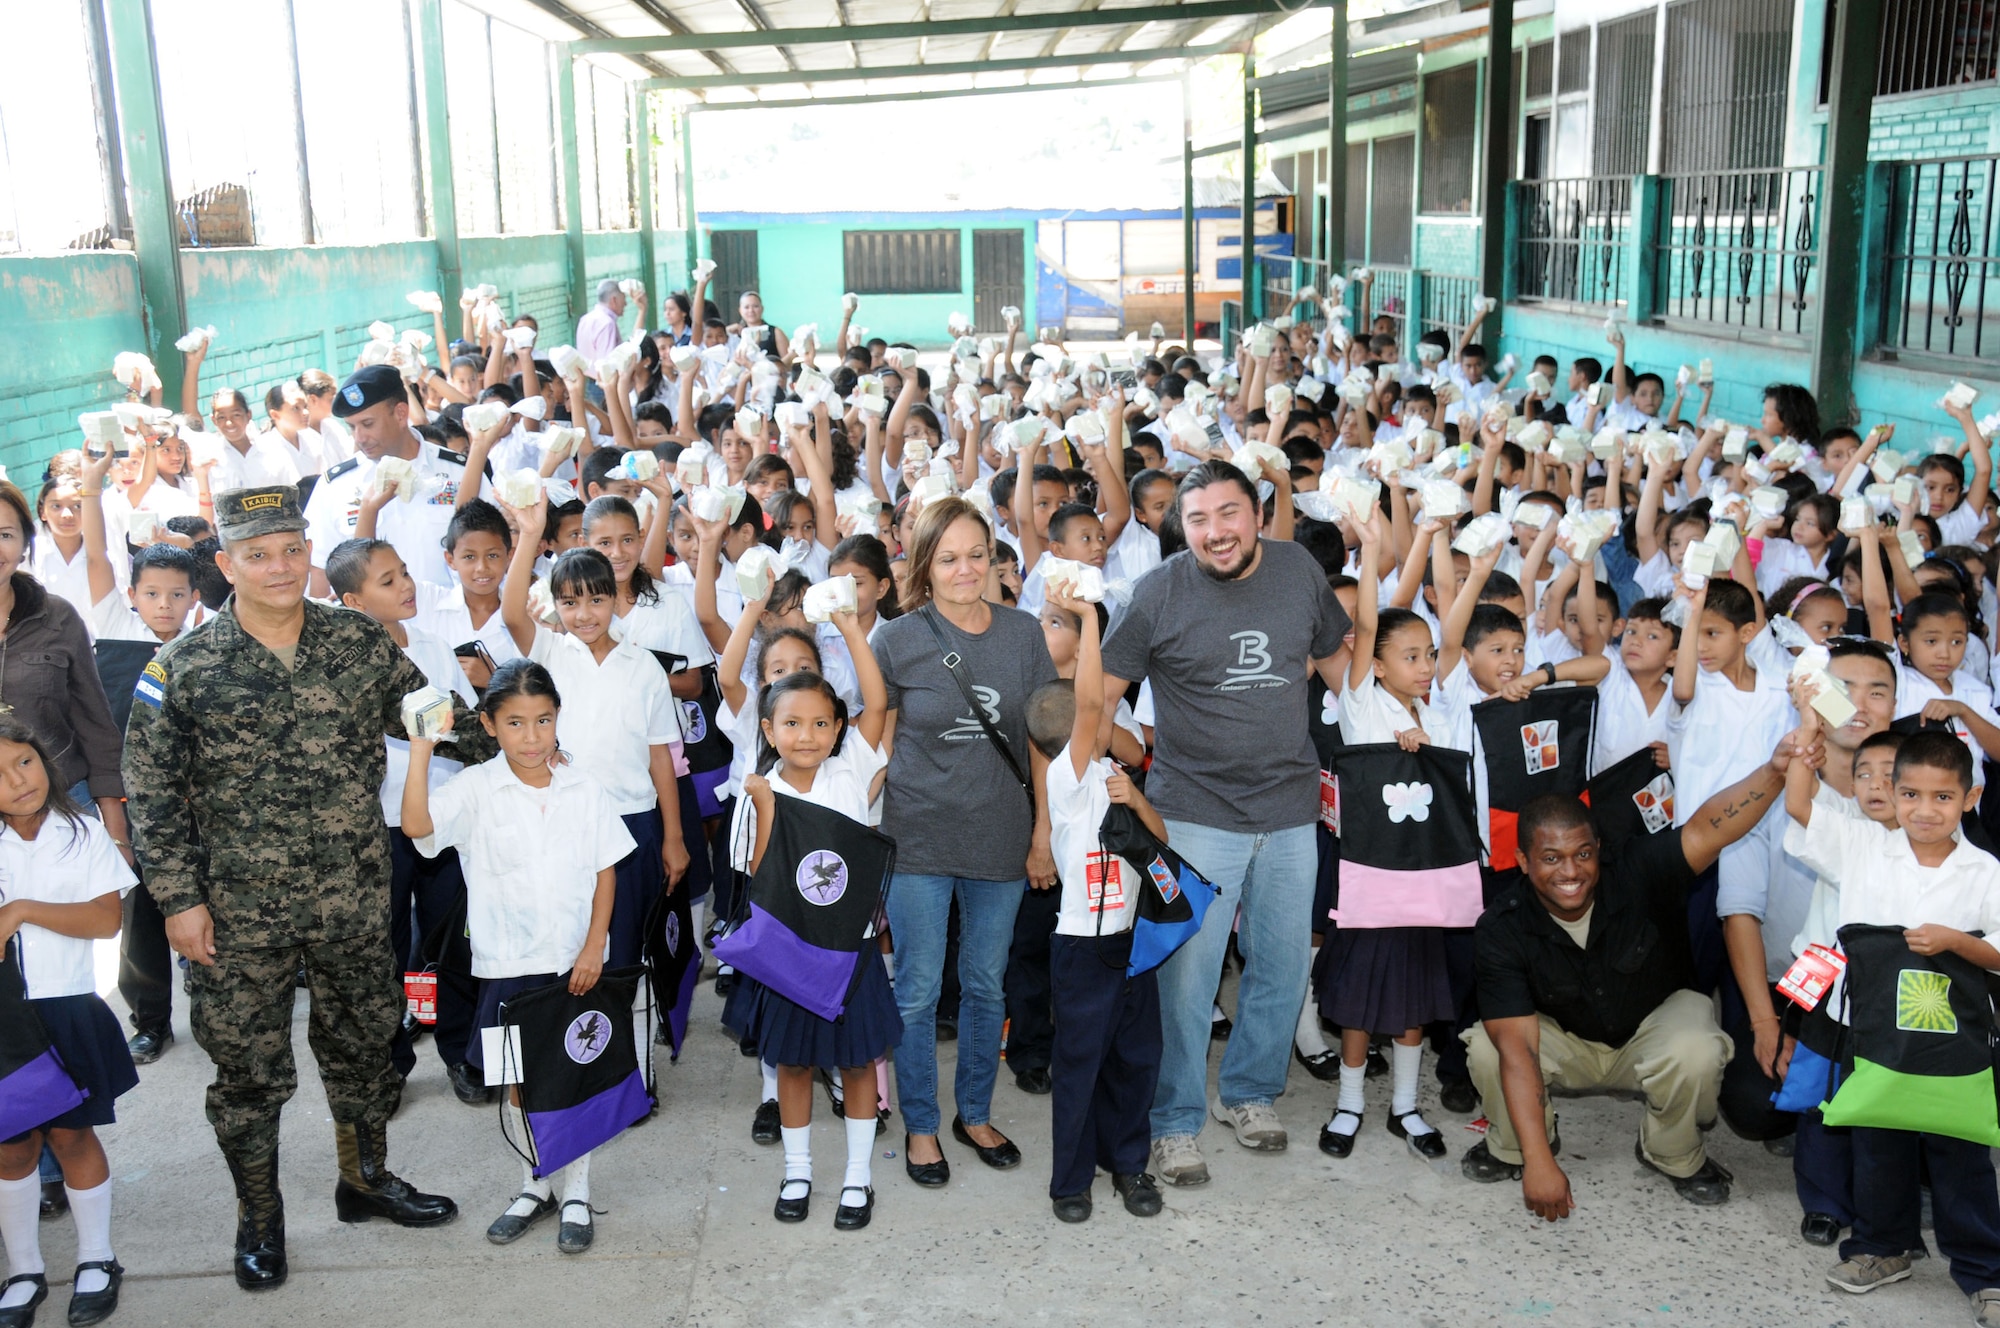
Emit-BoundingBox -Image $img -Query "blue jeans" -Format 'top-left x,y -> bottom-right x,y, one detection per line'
1151,821 -> 1316,1142
885,874 -> 1025,1136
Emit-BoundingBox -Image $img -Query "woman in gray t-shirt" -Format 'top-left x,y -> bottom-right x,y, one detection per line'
871,497 -> 1056,1186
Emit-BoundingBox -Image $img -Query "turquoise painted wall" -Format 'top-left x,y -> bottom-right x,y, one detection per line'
0,229 -> 684,480
698,213 -> 1036,346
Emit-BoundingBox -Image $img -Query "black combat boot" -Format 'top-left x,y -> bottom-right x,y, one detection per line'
332,1121 -> 458,1226
224,1149 -> 287,1292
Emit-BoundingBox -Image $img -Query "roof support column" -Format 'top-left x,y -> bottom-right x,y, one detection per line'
1182,72 -> 1197,342
101,0 -> 187,401
682,108 -> 700,282
1241,51 -> 1258,320
1325,0 -> 1348,272
1812,0 -> 1884,427
1478,0 -> 1512,342
633,85 -> 657,301
556,43 -> 589,323
414,0 -> 461,304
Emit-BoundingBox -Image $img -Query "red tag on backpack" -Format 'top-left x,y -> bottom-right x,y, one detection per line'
403,969 -> 437,1026
1319,769 -> 1340,832
1777,944 -> 1845,1011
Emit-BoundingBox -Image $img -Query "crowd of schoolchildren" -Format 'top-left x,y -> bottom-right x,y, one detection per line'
5,258 -> 2000,1326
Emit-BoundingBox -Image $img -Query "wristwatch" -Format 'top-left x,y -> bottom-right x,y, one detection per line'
1542,661 -> 1558,684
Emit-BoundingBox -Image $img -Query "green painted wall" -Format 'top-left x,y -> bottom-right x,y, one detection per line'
699,215 -> 1035,346
0,228 -> 684,482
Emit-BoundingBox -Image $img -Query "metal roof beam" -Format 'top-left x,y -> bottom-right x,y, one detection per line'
640,40 -> 1240,90
578,0 -> 1322,55
518,0 -> 693,77
688,70 -> 1184,113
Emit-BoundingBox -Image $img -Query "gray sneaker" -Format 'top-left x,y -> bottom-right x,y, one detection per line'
1973,1288 -> 2000,1327
1826,1253 -> 1914,1294
1151,1134 -> 1210,1187
1211,1100 -> 1288,1151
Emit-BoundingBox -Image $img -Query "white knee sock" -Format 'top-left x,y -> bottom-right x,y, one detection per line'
1295,950 -> 1330,1057
842,1113 -> 874,1194
65,1179 -> 113,1293
560,1152 -> 592,1221
1391,1042 -> 1435,1134
760,1060 -> 779,1103
780,1125 -> 811,1200
0,1171 -> 43,1306
1329,1061 -> 1365,1134
504,1105 -> 554,1217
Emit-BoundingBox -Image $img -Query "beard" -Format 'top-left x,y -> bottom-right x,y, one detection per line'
1194,537 -> 1257,582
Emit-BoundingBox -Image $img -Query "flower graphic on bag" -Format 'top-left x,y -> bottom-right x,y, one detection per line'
1320,690 -> 1339,726
1382,782 -> 1433,824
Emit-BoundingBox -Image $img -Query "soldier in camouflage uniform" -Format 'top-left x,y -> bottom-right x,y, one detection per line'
122,485 -> 496,1293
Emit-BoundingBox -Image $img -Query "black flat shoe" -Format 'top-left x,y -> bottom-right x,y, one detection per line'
951,1116 -> 1022,1170
1388,1111 -> 1448,1159
714,970 -> 737,997
903,1134 -> 950,1187
1052,1191 -> 1093,1222
752,1099 -> 781,1145
556,1201 -> 595,1253
485,1193 -> 557,1245
876,1107 -> 890,1138
1438,1079 -> 1479,1113
1294,1047 -> 1341,1082
127,1029 -> 172,1065
0,1274 -> 46,1328
1014,1066 -> 1052,1095
1801,1211 -> 1844,1246
1364,1044 -> 1389,1077
448,1061 -> 492,1106
1634,1139 -> 1733,1205
773,1181 -> 811,1223
1113,1172 -> 1162,1216
834,1185 -> 874,1230
1318,1114 -> 1361,1159
64,1260 -> 121,1328
1210,1016 -> 1233,1042
39,1182 -> 65,1220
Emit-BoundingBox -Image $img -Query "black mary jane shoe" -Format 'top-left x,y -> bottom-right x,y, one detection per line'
485,1193 -> 557,1245
773,1181 -> 811,1223
1051,1191 -> 1093,1223
1800,1212 -> 1844,1246
556,1201 -> 595,1253
0,1273 -> 46,1328
951,1116 -> 1022,1170
39,1183 -> 65,1220
903,1134 -> 950,1188
833,1185 -> 874,1230
1388,1111 -> 1448,1160
751,1099 -> 781,1145
1293,1047 -> 1342,1082
127,1029 -> 172,1065
1317,1114 -> 1362,1159
65,1260 -> 122,1328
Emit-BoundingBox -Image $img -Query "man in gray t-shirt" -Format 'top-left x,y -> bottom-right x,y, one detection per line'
1100,463 -> 1349,1182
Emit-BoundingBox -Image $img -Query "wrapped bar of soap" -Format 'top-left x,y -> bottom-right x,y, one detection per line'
505,325 -> 538,352
736,544 -> 779,599
174,325 -> 217,353
1750,485 -> 1790,519
1367,438 -> 1414,474
1414,428 -> 1447,458
690,485 -> 745,523
1789,644 -> 1858,728
402,685 -> 455,741
666,344 -> 700,373
978,392 -> 1007,422
617,451 -> 659,482
885,346 -> 920,372
1516,420 -> 1554,452
908,473 -> 955,509
947,311 -> 973,336
674,445 -> 713,491
369,320 -> 397,345
462,401 -> 510,434
734,408 -> 767,443
1559,509 -> 1618,562
1943,382 -> 1981,411
1043,557 -> 1107,603
545,344 -> 585,379
129,511 -> 158,544
1452,511 -> 1511,557
1697,358 -> 1714,386
1589,426 -> 1624,460
837,493 -> 882,522
1066,412 -> 1109,448
1417,342 -> 1445,366
772,402 -> 809,432
1721,426 -> 1749,461
1483,395 -> 1515,423
1473,295 -> 1498,315
1548,433 -> 1589,467
495,469 -> 543,510
618,279 -> 644,302
1296,375 -> 1327,404
1682,539 -> 1723,584
1167,407 -> 1209,451
1900,529 -> 1928,566
1324,472 -> 1381,525
1231,441 -> 1287,481
1588,382 -> 1613,408
78,411 -> 124,450
1706,521 -> 1743,567
1264,384 -> 1293,416
1645,432 -> 1682,468
1516,500 -> 1557,531
1420,478 -> 1468,521
1526,371 -> 1553,396
1743,457 -> 1773,485
1839,494 -> 1872,533
375,456 -> 418,502
1767,439 -> 1806,468
112,351 -> 160,394
1871,449 -> 1907,483
1893,473 -> 1919,507
1247,324 -> 1278,358
1676,364 -> 1695,388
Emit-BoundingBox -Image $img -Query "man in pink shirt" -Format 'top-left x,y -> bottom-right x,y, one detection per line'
574,280 -> 626,402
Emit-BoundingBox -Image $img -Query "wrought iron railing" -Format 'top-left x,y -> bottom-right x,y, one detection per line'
1655,166 -> 1821,336
1883,154 -> 2000,364
1420,273 -> 1484,349
1516,176 -> 1633,307
1358,264 -> 1411,337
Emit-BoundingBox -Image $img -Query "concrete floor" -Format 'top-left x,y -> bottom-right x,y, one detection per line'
38,962 -> 1981,1328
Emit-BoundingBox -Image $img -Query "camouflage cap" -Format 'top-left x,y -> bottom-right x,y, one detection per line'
213,485 -> 308,544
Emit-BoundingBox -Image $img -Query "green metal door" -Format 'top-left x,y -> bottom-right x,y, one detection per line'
973,229 -> 1023,334
709,230 -> 759,324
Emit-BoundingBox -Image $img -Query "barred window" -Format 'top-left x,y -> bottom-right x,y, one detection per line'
843,230 -> 961,295
1419,64 -> 1479,215
1663,0 -> 1794,173
1593,11 -> 1657,176
1557,28 -> 1591,95
1526,40 -> 1555,99
1821,0 -> 2000,100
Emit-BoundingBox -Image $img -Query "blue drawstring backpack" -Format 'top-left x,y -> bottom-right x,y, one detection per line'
1099,804 -> 1220,977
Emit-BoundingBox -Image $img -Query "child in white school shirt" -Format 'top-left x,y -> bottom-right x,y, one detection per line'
403,660 -> 635,1254
498,494 -> 692,963
78,449 -> 192,645
1029,587 -> 1164,1222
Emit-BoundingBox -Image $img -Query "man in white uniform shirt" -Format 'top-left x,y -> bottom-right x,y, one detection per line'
305,365 -> 469,594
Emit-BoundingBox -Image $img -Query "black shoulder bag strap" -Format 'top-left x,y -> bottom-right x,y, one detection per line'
919,605 -> 1034,811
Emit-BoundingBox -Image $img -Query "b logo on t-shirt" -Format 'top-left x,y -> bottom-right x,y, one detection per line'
940,685 -> 1002,741
1218,630 -> 1287,690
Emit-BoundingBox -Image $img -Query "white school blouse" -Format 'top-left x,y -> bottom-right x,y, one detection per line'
1338,668 -> 1442,747
528,627 -> 681,815
414,757 -> 636,978
0,815 -> 135,998
726,733 -> 887,874
381,625 -> 475,828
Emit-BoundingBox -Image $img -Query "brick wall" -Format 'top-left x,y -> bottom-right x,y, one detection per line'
1414,219 -> 1481,277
